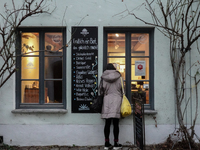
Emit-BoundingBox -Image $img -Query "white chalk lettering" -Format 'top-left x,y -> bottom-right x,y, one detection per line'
76,57 -> 84,60
76,75 -> 83,79
90,38 -> 97,44
76,61 -> 86,65
73,38 -> 85,44
88,70 -> 97,74
76,70 -> 87,75
85,56 -> 91,60
85,84 -> 94,88
86,78 -> 95,83
76,80 -> 85,83
76,65 -> 90,69
76,92 -> 89,96
76,84 -> 84,87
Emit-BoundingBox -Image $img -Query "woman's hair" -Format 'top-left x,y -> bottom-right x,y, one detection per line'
106,63 -> 116,70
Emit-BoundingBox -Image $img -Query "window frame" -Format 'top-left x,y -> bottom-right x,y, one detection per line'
103,27 -> 154,110
16,27 -> 66,109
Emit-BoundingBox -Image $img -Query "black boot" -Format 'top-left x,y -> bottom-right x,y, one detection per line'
104,141 -> 113,149
113,141 -> 122,150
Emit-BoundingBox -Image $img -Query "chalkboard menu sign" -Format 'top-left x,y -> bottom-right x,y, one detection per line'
134,98 -> 145,150
72,27 -> 98,113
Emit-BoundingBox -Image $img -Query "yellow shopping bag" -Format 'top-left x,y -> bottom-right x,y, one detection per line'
120,77 -> 132,117
121,94 -> 132,117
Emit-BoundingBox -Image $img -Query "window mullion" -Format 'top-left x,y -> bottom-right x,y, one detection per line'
16,31 -> 22,108
62,29 -> 66,108
149,30 -> 154,109
125,32 -> 131,102
39,31 -> 45,104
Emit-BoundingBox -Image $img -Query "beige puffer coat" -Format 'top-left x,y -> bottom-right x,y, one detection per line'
100,70 -> 123,119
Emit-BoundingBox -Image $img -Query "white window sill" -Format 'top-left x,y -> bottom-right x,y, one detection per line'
11,109 -> 68,114
11,109 -> 156,115
144,109 -> 157,115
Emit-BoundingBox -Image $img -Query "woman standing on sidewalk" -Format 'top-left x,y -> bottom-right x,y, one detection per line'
100,63 -> 123,150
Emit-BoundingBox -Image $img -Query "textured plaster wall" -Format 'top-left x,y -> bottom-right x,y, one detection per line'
0,0 -> 199,146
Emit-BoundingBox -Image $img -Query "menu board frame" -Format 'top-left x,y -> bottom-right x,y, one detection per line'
71,26 -> 98,113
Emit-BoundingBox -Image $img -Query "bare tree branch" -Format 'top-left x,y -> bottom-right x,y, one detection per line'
129,0 -> 200,148
0,0 -> 51,88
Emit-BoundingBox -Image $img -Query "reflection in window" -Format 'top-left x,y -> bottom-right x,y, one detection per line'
21,32 -> 63,104
45,81 -> 62,103
132,82 -> 149,104
21,33 -> 39,103
21,33 -> 39,55
45,60 -> 63,103
131,33 -> 149,56
21,57 -> 39,79
44,32 -> 63,104
131,33 -> 149,104
107,33 -> 125,56
108,58 -> 126,80
107,33 -> 150,104
107,33 -> 126,80
21,81 -> 39,103
45,32 -> 63,54
45,58 -> 63,79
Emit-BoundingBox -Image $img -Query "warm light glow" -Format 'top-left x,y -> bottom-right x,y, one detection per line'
113,63 -> 125,72
115,34 -> 119,37
131,82 -> 137,84
27,40 -> 35,64
115,45 -> 119,49
27,42 -> 35,62
21,32 -> 39,80
119,65 -> 125,72
27,49 -> 32,53
28,41 -> 34,54
113,63 -> 120,70
27,57 -> 34,63
115,39 -> 119,49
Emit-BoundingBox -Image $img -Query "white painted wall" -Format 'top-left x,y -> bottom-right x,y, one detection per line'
0,0 -> 200,147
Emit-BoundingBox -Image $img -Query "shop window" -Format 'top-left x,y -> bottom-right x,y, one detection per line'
16,28 -> 66,109
104,28 -> 154,109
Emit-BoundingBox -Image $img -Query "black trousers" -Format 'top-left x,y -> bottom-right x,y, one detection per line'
104,118 -> 119,140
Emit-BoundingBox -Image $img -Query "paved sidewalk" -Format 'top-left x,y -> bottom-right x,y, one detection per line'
0,145 -> 141,150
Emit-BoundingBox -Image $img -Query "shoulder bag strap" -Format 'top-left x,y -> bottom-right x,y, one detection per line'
99,78 -> 104,95
120,77 -> 125,95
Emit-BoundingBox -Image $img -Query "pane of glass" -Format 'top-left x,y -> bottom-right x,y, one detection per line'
21,57 -> 39,79
21,32 -> 39,55
131,58 -> 149,80
45,57 -> 62,79
107,58 -> 126,80
45,32 -> 63,55
21,81 -> 39,103
107,33 -> 125,56
131,33 -> 149,56
131,82 -> 149,104
45,81 -> 62,103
